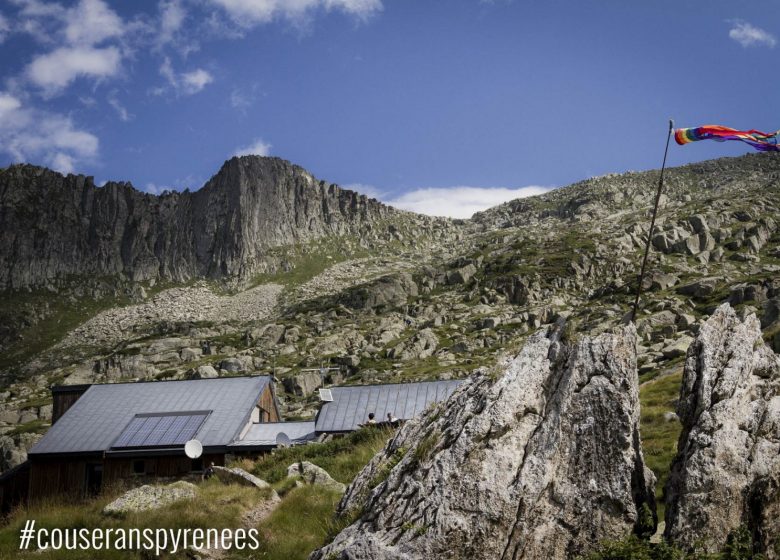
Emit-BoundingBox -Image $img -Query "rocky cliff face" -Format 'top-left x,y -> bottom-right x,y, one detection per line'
665,303 -> 780,556
312,321 -> 655,560
0,156 -> 402,290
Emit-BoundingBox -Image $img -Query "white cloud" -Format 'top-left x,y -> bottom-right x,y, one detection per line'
0,93 -> 22,117
156,0 -> 198,53
144,177 -> 198,195
385,185 -> 553,219
0,92 -> 99,172
50,152 -> 75,173
16,18 -> 56,46
159,0 -> 186,44
209,0 -> 382,27
180,68 -> 213,94
0,13 -> 9,43
729,21 -> 776,48
157,57 -> 214,95
342,183 -> 386,199
64,0 -> 123,46
26,46 -> 121,92
14,0 -> 126,94
13,0 -> 66,19
13,0 -> 122,45
233,138 -> 272,157
159,57 -> 176,84
108,95 -> 132,121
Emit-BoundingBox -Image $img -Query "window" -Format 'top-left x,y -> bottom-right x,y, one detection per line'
132,460 -> 145,475
191,458 -> 204,472
251,406 -> 271,423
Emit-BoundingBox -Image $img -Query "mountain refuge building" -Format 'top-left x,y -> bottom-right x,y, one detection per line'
25,375 -> 280,502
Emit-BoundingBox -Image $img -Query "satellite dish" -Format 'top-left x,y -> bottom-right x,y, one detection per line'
184,439 -> 203,459
276,432 -> 291,448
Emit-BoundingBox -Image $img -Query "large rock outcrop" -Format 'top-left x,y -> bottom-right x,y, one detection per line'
311,322 -> 655,560
0,157 -> 399,290
339,272 -> 419,311
664,303 -> 780,556
102,481 -> 197,515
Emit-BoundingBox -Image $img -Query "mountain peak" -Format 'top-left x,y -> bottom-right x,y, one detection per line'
0,158 -> 401,290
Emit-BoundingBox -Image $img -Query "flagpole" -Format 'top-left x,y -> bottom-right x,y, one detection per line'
631,119 -> 674,323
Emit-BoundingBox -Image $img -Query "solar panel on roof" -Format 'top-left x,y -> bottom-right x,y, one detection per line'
111,411 -> 210,449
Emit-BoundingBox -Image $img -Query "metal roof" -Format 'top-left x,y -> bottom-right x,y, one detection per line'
229,421 -> 317,448
29,376 -> 273,455
314,380 -> 463,433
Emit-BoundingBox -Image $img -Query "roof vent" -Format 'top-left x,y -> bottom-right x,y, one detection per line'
318,388 -> 333,402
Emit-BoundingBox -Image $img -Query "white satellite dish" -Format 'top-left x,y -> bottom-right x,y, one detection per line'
184,439 -> 203,459
276,432 -> 291,448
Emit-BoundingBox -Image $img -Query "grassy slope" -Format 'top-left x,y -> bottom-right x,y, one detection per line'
248,486 -> 344,560
0,479 -> 269,559
639,370 -> 683,522
0,290 -> 124,375
250,427 -> 392,486
0,428 -> 392,560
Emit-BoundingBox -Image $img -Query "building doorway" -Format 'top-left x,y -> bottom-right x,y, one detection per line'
85,463 -> 103,496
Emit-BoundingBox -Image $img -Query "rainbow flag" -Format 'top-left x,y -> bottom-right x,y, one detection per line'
674,125 -> 780,152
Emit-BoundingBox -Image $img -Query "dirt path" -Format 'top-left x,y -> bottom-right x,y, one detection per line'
192,492 -> 281,559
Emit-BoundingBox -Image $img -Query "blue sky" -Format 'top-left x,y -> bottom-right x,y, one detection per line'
0,0 -> 779,217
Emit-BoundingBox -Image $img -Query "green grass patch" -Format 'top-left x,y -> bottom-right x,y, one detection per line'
474,224 -> 598,295
17,396 -> 52,410
241,428 -> 400,559
0,479 -> 271,559
0,290 -> 122,375
6,419 -> 48,437
0,275 -> 187,377
412,433 -> 439,465
250,485 -> 343,560
368,446 -> 407,490
639,371 -> 683,521
763,322 -> 780,347
250,237 -> 371,290
251,427 -> 393,486
581,524 -> 771,559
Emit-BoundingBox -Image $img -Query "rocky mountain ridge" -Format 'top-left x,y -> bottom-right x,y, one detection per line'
0,156 -> 445,291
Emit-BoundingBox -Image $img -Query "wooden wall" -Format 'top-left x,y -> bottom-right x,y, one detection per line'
0,461 -> 30,513
28,453 -> 225,502
103,453 -> 224,486
259,385 -> 280,422
29,458 -> 94,501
